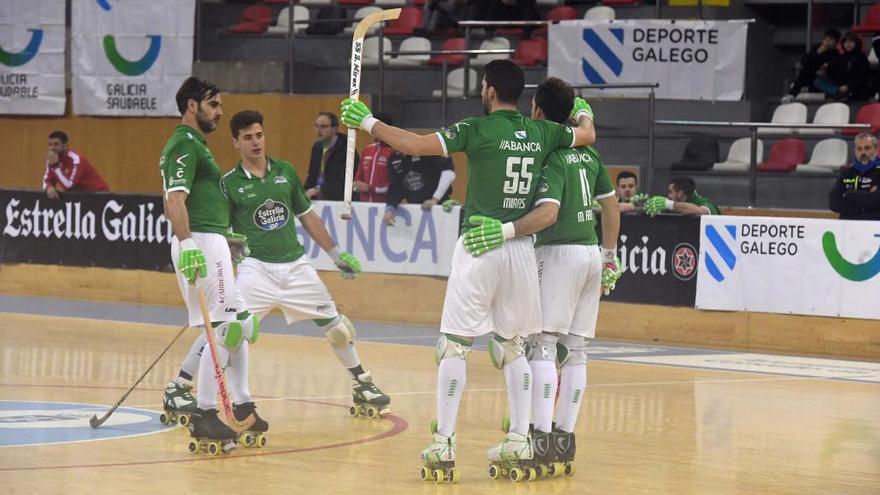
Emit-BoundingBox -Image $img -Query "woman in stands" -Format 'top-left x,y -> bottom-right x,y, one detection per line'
816,31 -> 872,101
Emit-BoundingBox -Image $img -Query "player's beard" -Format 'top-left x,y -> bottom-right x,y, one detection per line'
195,110 -> 218,134
481,94 -> 491,116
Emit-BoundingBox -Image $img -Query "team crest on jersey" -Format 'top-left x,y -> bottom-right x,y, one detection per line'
273,176 -> 288,184
443,128 -> 456,139
253,199 -> 289,231
515,130 -> 527,140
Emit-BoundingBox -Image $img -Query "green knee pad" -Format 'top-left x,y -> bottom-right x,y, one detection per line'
238,312 -> 260,344
215,321 -> 243,350
488,334 -> 526,370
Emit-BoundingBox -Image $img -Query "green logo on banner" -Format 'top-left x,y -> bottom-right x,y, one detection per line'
0,29 -> 43,67
103,35 -> 161,76
822,231 -> 880,282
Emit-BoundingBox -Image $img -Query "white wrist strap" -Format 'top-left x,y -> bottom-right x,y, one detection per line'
665,199 -> 675,210
501,222 -> 516,241
601,246 -> 616,263
362,116 -> 378,134
327,247 -> 341,262
180,238 -> 197,251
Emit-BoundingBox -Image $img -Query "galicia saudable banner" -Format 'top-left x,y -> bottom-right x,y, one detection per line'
0,0 -> 66,115
71,0 -> 195,116
696,216 -> 880,320
548,19 -> 749,100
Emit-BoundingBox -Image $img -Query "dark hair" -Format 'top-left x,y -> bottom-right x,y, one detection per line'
175,76 -> 220,115
317,112 -> 338,128
483,60 -> 525,105
374,112 -> 394,127
669,177 -> 696,197
824,28 -> 842,41
230,110 -> 264,139
617,171 -> 638,184
48,130 -> 68,144
841,31 -> 862,50
534,77 -> 575,124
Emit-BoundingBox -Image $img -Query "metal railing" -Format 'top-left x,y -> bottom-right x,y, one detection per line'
653,120 -> 870,206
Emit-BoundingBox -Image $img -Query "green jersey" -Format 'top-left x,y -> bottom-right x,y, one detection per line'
222,157 -> 311,263
438,109 -> 575,232
159,124 -> 229,235
534,146 -> 614,247
688,191 -> 720,215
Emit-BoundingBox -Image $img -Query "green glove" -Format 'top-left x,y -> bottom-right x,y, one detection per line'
225,232 -> 250,266
600,247 -> 623,296
590,198 -> 601,211
441,199 -> 460,213
630,192 -> 649,207
330,248 -> 361,280
340,98 -> 376,131
178,238 -> 207,285
644,196 -> 672,218
570,97 -> 594,123
462,215 -> 515,257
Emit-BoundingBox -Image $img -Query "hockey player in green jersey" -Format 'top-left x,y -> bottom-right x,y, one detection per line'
340,60 -> 596,482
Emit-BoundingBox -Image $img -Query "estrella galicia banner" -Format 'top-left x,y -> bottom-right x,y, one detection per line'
71,0 -> 195,116
548,19 -> 749,100
601,214 -> 701,306
0,0 -> 66,115
696,216 -> 880,319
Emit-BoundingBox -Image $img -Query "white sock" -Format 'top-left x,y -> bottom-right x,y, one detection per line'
436,357 -> 466,437
530,359 -> 557,433
555,364 -> 587,433
178,333 -> 206,382
196,339 -> 229,410
228,340 -> 251,404
328,342 -> 361,370
503,356 -> 531,436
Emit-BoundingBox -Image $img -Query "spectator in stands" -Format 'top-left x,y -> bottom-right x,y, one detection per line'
383,152 -> 456,226
416,0 -> 465,36
41,130 -> 108,199
785,28 -> 841,101
616,171 -> 641,213
829,132 -> 880,220
354,112 -> 395,203
645,177 -> 719,217
815,31 -> 872,101
305,112 -> 358,201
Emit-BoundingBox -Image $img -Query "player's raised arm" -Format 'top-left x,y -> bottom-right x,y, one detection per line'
571,97 -> 596,148
341,99 -> 444,157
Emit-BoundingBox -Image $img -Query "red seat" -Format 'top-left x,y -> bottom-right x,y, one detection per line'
852,3 -> 880,33
512,39 -> 547,66
230,5 -> 272,34
843,103 -> 880,136
757,139 -> 806,173
383,7 -> 422,36
339,0 -> 374,5
411,0 -> 426,6
428,37 -> 466,66
546,6 -> 578,21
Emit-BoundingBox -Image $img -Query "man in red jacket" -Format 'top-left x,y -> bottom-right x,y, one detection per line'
353,113 -> 395,203
42,131 -> 109,199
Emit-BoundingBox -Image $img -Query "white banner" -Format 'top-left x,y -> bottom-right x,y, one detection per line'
300,201 -> 460,276
696,216 -> 880,319
71,0 -> 194,116
0,0 -> 65,115
548,19 -> 749,101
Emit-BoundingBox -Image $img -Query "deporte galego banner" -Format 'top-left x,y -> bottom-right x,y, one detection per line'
71,0 -> 195,116
696,216 -> 880,320
548,19 -> 749,100
0,190 -> 461,276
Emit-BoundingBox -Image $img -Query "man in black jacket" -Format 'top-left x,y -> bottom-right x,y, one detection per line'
304,112 -> 359,201
786,28 -> 841,100
829,132 -> 880,220
383,153 -> 456,226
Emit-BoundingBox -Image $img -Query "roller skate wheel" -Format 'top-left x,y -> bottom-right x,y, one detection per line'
449,468 -> 461,484
257,434 -> 267,448
509,467 -> 524,482
537,464 -> 549,477
243,433 -> 256,447
488,464 -> 502,480
524,467 -> 537,481
208,442 -> 220,456
159,412 -> 169,425
419,466 -> 430,481
357,405 -> 367,416
366,407 -> 377,418
565,463 -> 575,476
432,469 -> 445,483
187,440 -> 199,453
178,414 -> 190,427
348,405 -> 358,417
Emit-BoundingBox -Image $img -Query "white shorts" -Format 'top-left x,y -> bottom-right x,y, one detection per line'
440,236 -> 542,340
536,244 -> 602,338
236,256 -> 338,324
171,232 -> 248,328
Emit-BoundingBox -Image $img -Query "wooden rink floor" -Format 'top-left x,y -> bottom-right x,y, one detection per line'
1,312 -> 879,494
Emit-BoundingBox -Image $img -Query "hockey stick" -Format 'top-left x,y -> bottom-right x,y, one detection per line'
89,323 -> 190,428
341,8 -> 402,221
195,286 -> 253,432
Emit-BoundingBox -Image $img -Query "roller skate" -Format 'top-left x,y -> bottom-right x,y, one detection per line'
187,408 -> 237,456
160,380 -> 197,427
550,428 -> 576,476
233,402 -> 268,449
487,418 -> 537,482
349,371 -> 390,418
419,420 -> 459,484
531,429 -> 557,478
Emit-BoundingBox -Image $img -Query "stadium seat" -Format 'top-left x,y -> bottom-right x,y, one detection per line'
671,137 -> 720,171
263,0 -> 290,4
363,36 -> 392,65
795,139 -> 849,174
432,67 -> 479,98
306,6 -> 349,35
713,137 -> 764,172
843,103 -> 880,136
799,102 -> 850,136
411,0 -> 426,6
428,37 -> 466,66
389,36 -> 431,66
267,6 -> 310,34
852,3 -> 880,33
584,6 -> 616,21
375,0 -> 407,5
344,6 -> 382,34
229,5 -> 273,34
758,102 -> 807,136
473,37 -> 510,66
512,38 -> 548,66
757,138 -> 806,172
547,6 -> 578,21
300,0 -> 332,5
383,7 -> 422,36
